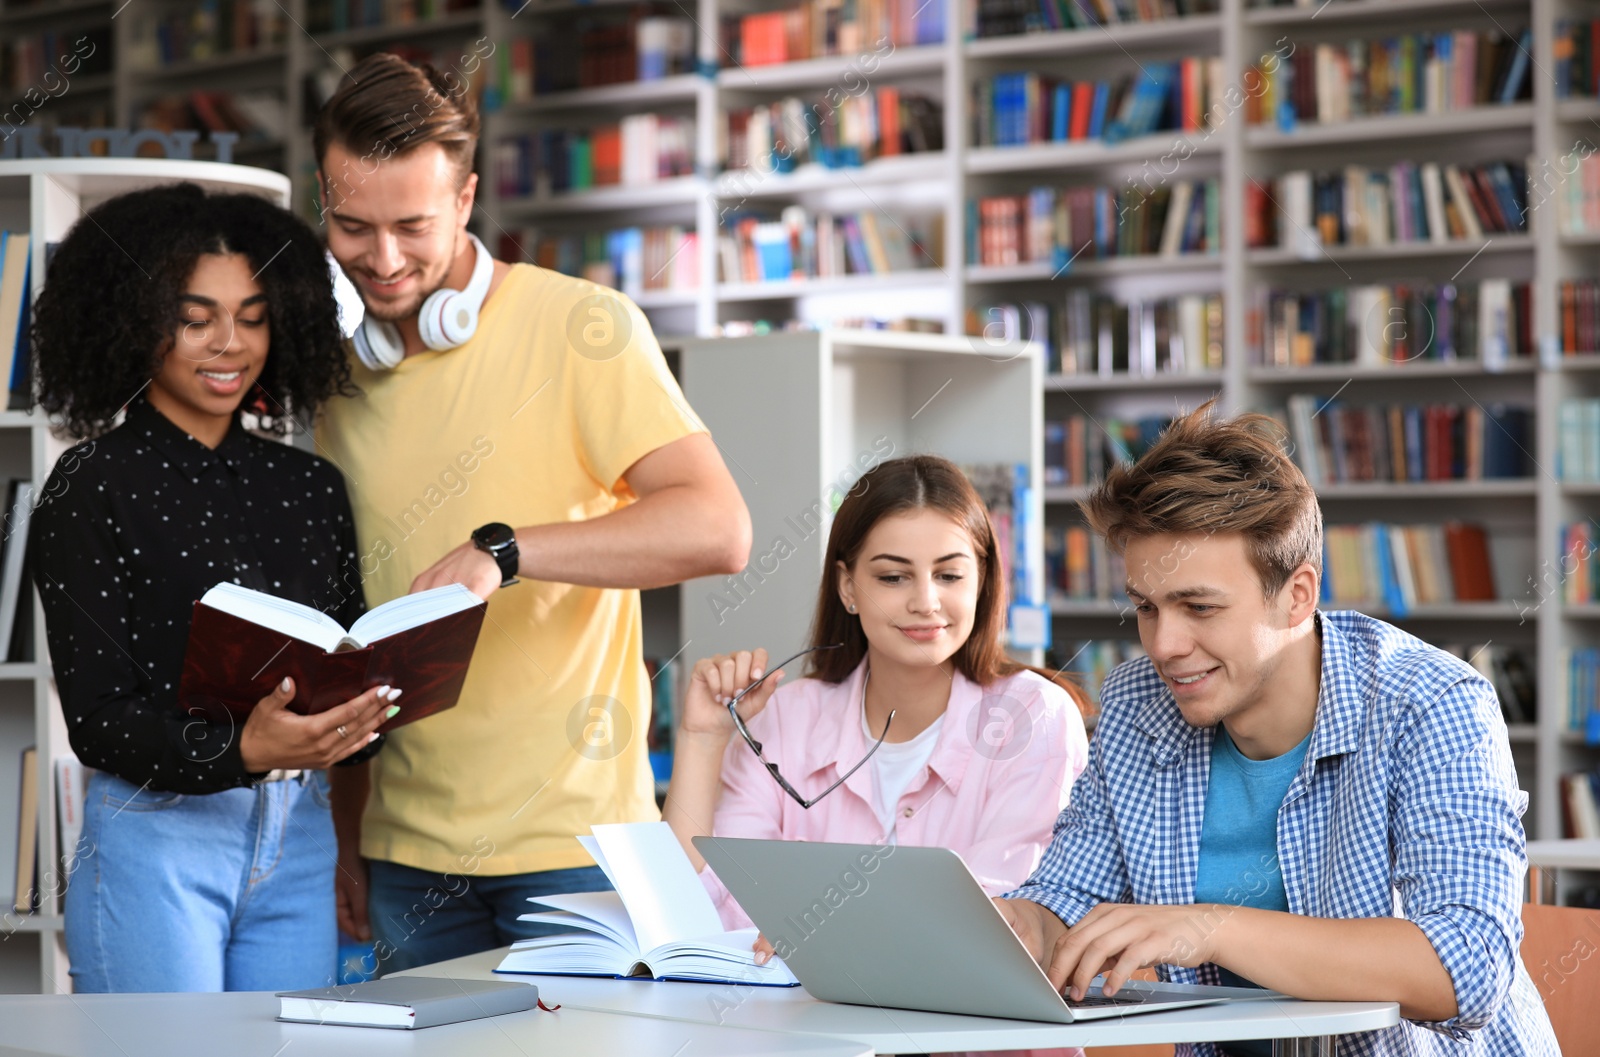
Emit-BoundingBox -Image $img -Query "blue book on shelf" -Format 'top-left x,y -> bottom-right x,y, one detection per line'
1052,83 -> 1071,142
1499,29 -> 1533,103
1486,163 -> 1525,230
1374,525 -> 1408,617
1088,82 -> 1110,139
751,224 -> 793,282
10,247 -> 29,396
1275,53 -> 1296,132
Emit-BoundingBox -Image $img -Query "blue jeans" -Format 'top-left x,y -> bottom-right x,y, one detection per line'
367,859 -> 613,975
67,770 -> 337,993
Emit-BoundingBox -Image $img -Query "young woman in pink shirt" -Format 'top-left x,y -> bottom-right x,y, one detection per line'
662,454 -> 1092,939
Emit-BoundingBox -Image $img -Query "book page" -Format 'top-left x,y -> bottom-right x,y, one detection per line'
587,822 -> 726,953
199,582 -> 349,653
346,583 -> 482,646
519,891 -> 638,950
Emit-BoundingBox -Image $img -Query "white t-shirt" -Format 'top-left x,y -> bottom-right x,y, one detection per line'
863,708 -> 945,842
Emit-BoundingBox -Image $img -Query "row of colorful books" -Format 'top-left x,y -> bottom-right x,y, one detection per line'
0,28 -> 112,95
1246,29 -> 1534,128
1052,640 -> 1143,712
965,463 -> 1043,625
984,292 -> 1222,378
1556,404 -> 1600,483
1249,282 -> 1534,368
1557,522 -> 1600,603
1046,526 -> 1125,607
493,117 -> 695,197
498,226 -> 700,296
124,0 -> 287,70
1043,416 -> 1171,490
1246,161 -> 1528,253
725,90 -> 944,173
1559,281 -> 1600,357
718,316 -> 946,337
969,178 -> 1221,268
723,0 -> 945,68
1283,397 -> 1532,486
973,58 -> 1224,148
1321,522 -> 1497,612
1553,150 -> 1600,238
491,14 -> 694,99
970,0 -> 1217,38
1561,768 -> 1600,839
718,208 -> 941,284
1440,643 -> 1535,726
1567,651 -> 1600,737
0,234 -> 33,413
1554,18 -> 1600,99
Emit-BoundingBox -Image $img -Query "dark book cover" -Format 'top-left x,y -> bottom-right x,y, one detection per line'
176,601 -> 485,733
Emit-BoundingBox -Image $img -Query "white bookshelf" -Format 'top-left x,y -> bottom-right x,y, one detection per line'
0,158 -> 292,994
673,328 -> 1045,665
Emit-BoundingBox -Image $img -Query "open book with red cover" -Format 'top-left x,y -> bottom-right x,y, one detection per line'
176,582 -> 486,732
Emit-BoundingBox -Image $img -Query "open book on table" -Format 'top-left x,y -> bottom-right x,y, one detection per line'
176,582 -> 486,732
495,821 -> 799,986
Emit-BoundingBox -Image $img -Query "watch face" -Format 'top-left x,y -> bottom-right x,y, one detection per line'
475,522 -> 514,549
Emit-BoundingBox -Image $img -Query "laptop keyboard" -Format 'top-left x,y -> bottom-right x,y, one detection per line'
1065,991 -> 1149,1007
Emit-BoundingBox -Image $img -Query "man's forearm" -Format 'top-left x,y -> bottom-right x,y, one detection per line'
514,483 -> 748,590
1213,908 -> 1458,1021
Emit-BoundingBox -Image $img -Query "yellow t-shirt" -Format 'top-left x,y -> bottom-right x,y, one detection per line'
316,264 -> 704,875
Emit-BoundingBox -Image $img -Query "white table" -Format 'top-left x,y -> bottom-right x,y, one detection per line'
1526,838 -> 1600,904
0,989 -> 873,1057
397,948 -> 1400,1055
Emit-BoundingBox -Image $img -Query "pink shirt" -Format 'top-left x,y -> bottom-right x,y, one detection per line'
700,661 -> 1091,931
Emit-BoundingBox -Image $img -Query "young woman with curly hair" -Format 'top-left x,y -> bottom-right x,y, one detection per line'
28,182 -> 395,993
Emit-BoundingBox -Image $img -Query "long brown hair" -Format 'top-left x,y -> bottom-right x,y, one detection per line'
806,455 -> 1087,710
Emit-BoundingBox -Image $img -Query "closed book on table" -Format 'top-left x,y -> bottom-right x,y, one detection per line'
176,582 -> 486,731
277,976 -> 539,1029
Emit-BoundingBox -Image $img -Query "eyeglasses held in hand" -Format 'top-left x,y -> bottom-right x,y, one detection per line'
725,643 -> 895,810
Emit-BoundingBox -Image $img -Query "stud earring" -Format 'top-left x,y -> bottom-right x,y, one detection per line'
847,604 -> 856,613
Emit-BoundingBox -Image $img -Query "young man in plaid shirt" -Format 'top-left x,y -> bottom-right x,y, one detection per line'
999,403 -> 1558,1056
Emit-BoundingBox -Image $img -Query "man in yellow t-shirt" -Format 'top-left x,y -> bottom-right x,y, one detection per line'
313,54 -> 751,973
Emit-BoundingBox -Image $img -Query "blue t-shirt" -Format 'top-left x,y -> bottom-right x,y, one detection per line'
1193,724 -> 1310,1057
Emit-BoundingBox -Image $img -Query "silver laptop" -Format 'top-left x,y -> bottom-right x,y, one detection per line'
694,836 -> 1277,1023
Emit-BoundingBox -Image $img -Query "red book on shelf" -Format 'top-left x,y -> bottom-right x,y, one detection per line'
878,86 -> 901,156
176,583 -> 486,732
1069,82 -> 1094,141
1443,522 -> 1496,601
591,127 -> 622,186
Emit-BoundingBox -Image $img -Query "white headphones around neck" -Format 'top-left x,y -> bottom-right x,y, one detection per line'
351,232 -> 493,371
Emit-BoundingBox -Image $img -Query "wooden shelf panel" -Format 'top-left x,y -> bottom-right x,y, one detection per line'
1243,0 -> 1528,27
1246,104 -> 1533,149
966,15 -> 1223,60
1247,234 -> 1534,266
717,45 -> 946,93
967,134 -> 1221,175
1044,370 -> 1224,391
1248,360 -> 1536,382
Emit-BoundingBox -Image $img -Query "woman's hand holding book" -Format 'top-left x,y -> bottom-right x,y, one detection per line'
238,678 -> 402,772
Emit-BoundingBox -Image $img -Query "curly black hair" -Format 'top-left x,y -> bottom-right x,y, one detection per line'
32,181 -> 356,438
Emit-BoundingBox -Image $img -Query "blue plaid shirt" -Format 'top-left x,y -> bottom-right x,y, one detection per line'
1011,611 -> 1558,1056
